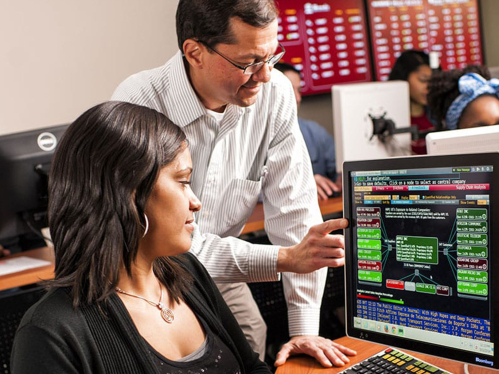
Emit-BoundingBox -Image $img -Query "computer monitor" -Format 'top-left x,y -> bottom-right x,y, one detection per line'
366,0 -> 484,81
342,152 -> 499,370
332,80 -> 412,173
0,125 -> 68,252
426,125 -> 499,156
275,0 -> 373,95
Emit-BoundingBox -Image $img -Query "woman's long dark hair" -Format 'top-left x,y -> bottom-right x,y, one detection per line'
48,101 -> 190,307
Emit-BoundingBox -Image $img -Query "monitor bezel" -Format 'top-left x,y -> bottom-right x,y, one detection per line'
343,152 -> 499,370
426,125 -> 499,156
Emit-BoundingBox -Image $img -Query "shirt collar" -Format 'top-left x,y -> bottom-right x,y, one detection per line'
169,51 -> 250,129
168,51 -> 208,128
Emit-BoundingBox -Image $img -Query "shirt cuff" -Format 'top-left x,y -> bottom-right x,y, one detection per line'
288,307 -> 321,337
248,244 -> 280,283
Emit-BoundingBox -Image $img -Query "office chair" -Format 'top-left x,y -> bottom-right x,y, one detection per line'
249,266 -> 346,368
0,286 -> 45,374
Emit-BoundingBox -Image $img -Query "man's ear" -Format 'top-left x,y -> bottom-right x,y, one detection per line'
183,39 -> 204,69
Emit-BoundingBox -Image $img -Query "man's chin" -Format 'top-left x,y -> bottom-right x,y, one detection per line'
235,93 -> 258,108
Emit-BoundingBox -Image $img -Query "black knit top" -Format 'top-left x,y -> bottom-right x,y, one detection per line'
10,253 -> 270,374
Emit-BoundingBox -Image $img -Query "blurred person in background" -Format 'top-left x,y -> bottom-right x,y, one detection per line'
275,62 -> 341,200
389,50 -> 435,154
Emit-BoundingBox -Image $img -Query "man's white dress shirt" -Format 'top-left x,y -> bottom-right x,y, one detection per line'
111,51 -> 327,337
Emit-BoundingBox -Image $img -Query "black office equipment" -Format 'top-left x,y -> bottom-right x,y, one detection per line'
0,125 -> 68,252
338,346 -> 449,374
343,153 -> 498,370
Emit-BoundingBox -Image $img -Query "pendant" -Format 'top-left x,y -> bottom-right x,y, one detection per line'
158,302 -> 175,323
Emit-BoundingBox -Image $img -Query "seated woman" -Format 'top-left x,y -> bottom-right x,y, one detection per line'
428,65 -> 499,130
10,101 -> 271,374
388,50 -> 434,154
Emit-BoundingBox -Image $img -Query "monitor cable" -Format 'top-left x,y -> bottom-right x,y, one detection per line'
22,211 -> 53,246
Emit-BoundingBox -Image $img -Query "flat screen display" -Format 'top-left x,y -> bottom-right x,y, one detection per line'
366,0 -> 483,81
276,0 -> 373,95
0,125 -> 68,250
343,153 -> 499,370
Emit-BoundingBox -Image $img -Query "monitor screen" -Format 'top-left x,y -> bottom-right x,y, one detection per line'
276,0 -> 373,95
426,125 -> 499,156
0,125 -> 68,251
332,80 -> 412,173
366,0 -> 484,81
342,152 -> 499,370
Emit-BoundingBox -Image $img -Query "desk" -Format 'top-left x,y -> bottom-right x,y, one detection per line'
241,196 -> 343,235
275,336 -> 492,374
0,247 -> 55,291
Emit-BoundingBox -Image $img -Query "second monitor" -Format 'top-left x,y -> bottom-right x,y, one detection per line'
332,80 -> 413,173
426,125 -> 499,156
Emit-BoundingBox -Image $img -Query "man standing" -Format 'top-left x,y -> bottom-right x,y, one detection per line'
112,0 -> 355,367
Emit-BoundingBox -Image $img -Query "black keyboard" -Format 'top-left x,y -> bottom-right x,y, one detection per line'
339,347 -> 452,374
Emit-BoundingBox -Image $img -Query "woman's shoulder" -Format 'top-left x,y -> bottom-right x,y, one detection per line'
17,287 -> 82,333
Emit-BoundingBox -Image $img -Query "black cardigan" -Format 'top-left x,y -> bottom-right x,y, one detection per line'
11,253 -> 271,374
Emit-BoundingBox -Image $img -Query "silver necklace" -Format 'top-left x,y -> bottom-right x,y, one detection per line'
116,281 -> 175,324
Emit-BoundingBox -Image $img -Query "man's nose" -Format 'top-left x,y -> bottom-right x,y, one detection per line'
252,63 -> 272,83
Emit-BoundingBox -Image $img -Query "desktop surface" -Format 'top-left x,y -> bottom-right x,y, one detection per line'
342,153 -> 498,370
0,247 -> 54,291
275,336 -> 494,374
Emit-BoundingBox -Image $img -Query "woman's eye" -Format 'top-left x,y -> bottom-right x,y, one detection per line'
180,181 -> 191,188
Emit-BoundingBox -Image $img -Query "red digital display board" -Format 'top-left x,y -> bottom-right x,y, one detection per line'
367,0 -> 483,81
276,0 -> 373,95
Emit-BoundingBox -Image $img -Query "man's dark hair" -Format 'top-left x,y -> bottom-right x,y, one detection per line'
388,50 -> 430,81
274,62 -> 301,76
427,65 -> 491,129
48,101 -> 191,307
176,0 -> 278,51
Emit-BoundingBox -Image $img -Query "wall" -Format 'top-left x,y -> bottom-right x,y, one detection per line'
480,0 -> 499,68
0,0 -> 179,136
1,0 -> 497,137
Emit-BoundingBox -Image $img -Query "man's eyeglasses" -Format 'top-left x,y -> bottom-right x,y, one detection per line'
198,40 -> 285,75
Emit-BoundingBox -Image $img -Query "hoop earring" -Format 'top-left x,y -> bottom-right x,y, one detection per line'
143,213 -> 149,238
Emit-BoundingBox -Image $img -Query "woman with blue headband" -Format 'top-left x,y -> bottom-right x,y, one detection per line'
428,65 -> 499,130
